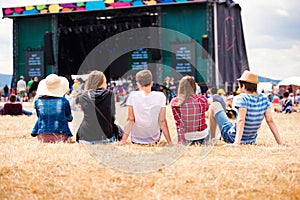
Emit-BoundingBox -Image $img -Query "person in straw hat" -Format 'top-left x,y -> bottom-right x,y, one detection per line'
209,70 -> 283,145
118,69 -> 172,145
31,74 -> 73,143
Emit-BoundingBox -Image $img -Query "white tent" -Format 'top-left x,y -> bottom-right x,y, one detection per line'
257,82 -> 273,94
278,76 -> 300,86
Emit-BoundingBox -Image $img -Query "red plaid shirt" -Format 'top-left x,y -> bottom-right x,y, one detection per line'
171,94 -> 209,143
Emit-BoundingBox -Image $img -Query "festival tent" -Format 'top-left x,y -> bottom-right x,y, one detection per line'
257,82 -> 273,94
278,76 -> 300,86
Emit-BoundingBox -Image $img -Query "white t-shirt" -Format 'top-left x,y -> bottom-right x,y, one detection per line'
127,90 -> 166,144
17,79 -> 26,92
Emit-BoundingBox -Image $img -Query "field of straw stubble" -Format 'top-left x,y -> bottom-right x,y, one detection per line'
0,103 -> 300,199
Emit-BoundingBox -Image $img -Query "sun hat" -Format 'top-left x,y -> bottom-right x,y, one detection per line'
36,74 -> 69,97
237,70 -> 259,84
136,70 -> 152,86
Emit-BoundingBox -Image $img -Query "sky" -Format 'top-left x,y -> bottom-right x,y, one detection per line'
0,0 -> 299,80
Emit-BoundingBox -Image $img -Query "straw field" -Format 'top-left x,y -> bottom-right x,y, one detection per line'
0,103 -> 300,199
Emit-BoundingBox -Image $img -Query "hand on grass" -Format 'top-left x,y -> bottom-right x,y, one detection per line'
114,141 -> 126,145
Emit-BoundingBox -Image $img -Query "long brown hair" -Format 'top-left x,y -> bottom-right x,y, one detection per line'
85,70 -> 106,90
176,76 -> 196,106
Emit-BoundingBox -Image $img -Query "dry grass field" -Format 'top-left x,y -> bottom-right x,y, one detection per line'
1,102 -> 300,199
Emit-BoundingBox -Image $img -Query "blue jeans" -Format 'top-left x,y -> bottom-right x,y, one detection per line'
78,135 -> 116,144
214,110 -> 257,144
214,110 -> 235,143
22,109 -> 32,116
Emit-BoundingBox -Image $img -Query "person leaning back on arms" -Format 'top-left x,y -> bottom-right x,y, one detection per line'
209,70 -> 283,145
0,94 -> 32,116
118,70 -> 172,145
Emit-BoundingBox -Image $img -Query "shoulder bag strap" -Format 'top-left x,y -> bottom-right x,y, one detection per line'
88,90 -> 113,129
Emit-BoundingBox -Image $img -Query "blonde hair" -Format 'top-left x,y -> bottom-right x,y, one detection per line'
85,70 -> 105,90
176,76 -> 196,106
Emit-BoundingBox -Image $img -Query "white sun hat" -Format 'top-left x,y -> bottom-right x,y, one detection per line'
36,74 -> 69,97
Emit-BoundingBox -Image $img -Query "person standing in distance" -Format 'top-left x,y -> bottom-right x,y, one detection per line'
17,76 -> 27,102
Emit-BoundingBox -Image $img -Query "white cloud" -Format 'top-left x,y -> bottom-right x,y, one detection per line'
236,0 -> 300,80
249,41 -> 300,80
0,17 -> 13,75
275,9 -> 289,17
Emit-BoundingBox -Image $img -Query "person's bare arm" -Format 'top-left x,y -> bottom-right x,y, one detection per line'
265,108 -> 283,145
119,106 -> 135,144
158,107 -> 172,144
233,107 -> 247,145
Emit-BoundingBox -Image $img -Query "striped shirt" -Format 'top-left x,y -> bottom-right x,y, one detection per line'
231,93 -> 270,143
171,94 -> 209,143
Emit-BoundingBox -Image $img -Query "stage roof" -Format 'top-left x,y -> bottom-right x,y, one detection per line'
2,0 -> 207,18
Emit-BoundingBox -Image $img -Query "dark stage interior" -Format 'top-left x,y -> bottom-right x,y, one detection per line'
57,7 -> 160,80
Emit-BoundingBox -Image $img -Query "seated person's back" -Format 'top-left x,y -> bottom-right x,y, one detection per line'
119,70 -> 172,145
2,94 -> 23,115
281,92 -> 293,113
127,90 -> 165,144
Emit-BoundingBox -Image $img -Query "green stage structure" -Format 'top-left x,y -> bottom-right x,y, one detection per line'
2,0 -> 249,92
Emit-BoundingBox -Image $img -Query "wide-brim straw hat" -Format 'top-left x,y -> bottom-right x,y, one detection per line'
237,70 -> 259,84
36,74 -> 69,97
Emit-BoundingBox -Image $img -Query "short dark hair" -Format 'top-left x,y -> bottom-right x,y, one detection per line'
9,94 -> 17,102
238,80 -> 257,92
283,92 -> 289,98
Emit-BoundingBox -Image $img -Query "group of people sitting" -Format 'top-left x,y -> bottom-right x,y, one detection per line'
3,69 -> 284,146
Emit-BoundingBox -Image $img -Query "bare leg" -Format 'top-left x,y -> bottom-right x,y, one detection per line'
209,102 -> 224,140
209,110 -> 217,139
